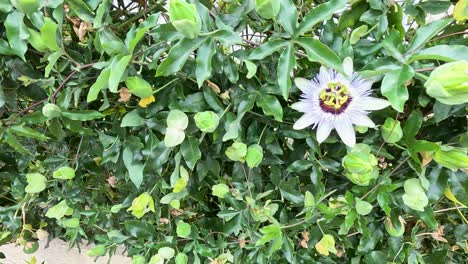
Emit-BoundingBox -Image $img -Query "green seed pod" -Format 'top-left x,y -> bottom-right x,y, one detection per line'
42,103 -> 62,119
255,0 -> 280,19
433,146 -> 468,171
194,111 -> 219,133
424,60 -> 468,105
125,76 -> 153,98
381,118 -> 403,143
169,0 -> 202,39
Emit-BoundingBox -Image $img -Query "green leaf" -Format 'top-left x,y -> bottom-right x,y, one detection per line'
25,173 -> 47,194
175,253 -> 189,264
87,67 -> 110,102
121,109 -> 144,127
403,110 -> 423,140
53,166 -> 76,180
94,0 -> 111,28
3,132 -> 30,154
109,55 -> 132,93
158,247 -> 175,259
355,198 -> 373,216
255,223 -> 282,253
45,51 -> 63,78
402,178 -> 428,212
9,125 -> 49,140
248,39 -> 288,60
381,65 -> 415,112
255,0 -> 280,19
45,200 -> 73,220
62,110 -> 104,121
167,109 -> 189,130
225,142 -> 247,162
408,45 -> 468,63
382,29 -> 404,62
380,118 -> 403,144
62,218 -> 80,228
304,191 -> 315,207
176,220 -> 191,238
180,136 -> 201,170
123,147 -> 145,189
296,0 -> 347,36
40,17 -> 61,52
245,144 -> 263,168
127,192 -> 155,218
256,94 -> 283,121
350,25 -> 368,45
277,43 -> 295,100
212,183 -> 230,198
277,0 -> 297,35
295,38 -> 344,75
5,11 -> 29,60
164,127 -> 186,148
125,76 -> 153,98
196,38 -> 216,87
406,18 -> 453,53
132,255 -> 146,264
87,245 -> 106,257
66,0 -> 95,23
244,60 -> 257,79
156,37 -> 206,76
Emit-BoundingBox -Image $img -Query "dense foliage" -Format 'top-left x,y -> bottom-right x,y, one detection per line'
1,0 -> 467,263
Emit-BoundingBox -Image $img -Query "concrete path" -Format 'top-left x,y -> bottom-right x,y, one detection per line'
0,239 -> 131,264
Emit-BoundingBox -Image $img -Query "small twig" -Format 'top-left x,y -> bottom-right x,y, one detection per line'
415,67 -> 436,72
430,30 -> 468,42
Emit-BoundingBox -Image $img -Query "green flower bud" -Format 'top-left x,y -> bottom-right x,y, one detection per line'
194,111 -> 219,133
255,0 -> 280,19
125,76 -> 153,98
245,144 -> 263,168
42,103 -> 62,119
424,60 -> 468,105
169,0 -> 202,39
433,146 -> 468,171
381,118 -> 403,143
402,178 -> 428,212
342,144 -> 379,186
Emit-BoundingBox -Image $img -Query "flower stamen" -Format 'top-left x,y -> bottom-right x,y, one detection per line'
319,82 -> 352,114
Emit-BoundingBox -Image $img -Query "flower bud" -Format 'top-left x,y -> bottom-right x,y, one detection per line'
42,103 -> 62,119
255,0 -> 280,19
424,60 -> 468,105
342,144 -> 379,186
433,146 -> 468,171
246,144 -> 263,168
169,0 -> 202,39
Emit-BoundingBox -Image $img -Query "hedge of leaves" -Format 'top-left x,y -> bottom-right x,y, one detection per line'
0,0 -> 467,263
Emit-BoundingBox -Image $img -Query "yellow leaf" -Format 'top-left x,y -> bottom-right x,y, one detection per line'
314,234 -> 337,256
454,0 -> 468,22
444,187 -> 467,207
139,95 -> 155,108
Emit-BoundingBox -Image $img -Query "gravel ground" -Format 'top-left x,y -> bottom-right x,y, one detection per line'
0,239 -> 130,264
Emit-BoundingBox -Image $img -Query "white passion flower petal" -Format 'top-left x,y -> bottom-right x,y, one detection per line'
335,120 -> 356,147
316,122 -> 334,143
293,114 -> 319,130
294,78 -> 316,93
360,97 -> 391,110
350,114 -> 376,128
